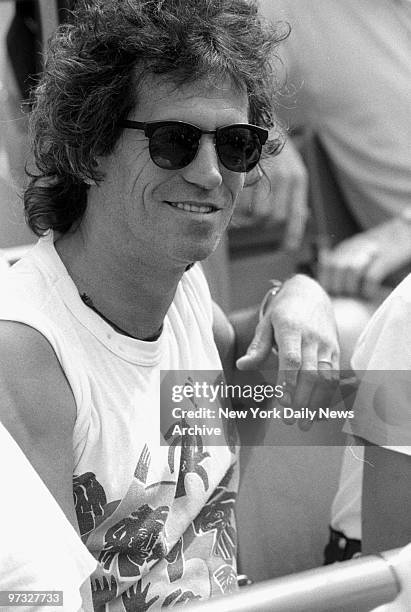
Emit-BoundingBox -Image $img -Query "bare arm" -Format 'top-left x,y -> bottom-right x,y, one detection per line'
213,275 -> 340,407
0,321 -> 77,526
0,320 -> 96,609
212,299 -> 277,384
363,443 -> 411,553
318,218 -> 411,300
212,300 -> 237,385
233,140 -> 309,251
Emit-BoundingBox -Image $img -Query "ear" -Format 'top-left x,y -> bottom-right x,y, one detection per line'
82,158 -> 100,185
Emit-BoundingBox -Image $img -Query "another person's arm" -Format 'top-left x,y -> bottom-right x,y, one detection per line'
318,216 -> 411,300
233,139 -> 309,251
349,289 -> 411,553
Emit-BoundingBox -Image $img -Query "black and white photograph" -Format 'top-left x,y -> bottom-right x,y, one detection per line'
0,1 -> 410,610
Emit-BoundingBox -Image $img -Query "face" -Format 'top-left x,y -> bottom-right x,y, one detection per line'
92,74 -> 249,267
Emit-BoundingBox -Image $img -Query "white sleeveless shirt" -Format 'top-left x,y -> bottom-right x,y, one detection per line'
0,235 -> 239,610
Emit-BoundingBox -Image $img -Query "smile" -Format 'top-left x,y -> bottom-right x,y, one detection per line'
166,201 -> 217,214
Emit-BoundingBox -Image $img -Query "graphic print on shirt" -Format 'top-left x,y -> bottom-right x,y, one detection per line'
91,574 -> 118,612
165,418 -> 210,498
214,564 -> 238,594
95,445 -> 171,579
162,588 -> 202,607
213,371 -> 240,454
76,445 -> 238,609
5,242 -> 238,610
75,380 -> 238,610
121,580 -> 159,611
99,503 -> 169,577
73,472 -> 108,538
165,537 -> 184,583
193,483 -> 237,559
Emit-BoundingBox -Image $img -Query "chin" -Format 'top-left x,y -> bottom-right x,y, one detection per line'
183,235 -> 224,263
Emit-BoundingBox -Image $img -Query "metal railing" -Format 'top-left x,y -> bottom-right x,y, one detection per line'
186,549 -> 402,612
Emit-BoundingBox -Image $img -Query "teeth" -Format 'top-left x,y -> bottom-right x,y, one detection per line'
168,202 -> 215,214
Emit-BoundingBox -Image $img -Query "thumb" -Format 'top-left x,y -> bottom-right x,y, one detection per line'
236,318 -> 274,370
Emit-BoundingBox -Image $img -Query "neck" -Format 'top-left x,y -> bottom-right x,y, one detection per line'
55,226 -> 186,341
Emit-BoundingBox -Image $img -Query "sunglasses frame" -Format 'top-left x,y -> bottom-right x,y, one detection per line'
119,119 -> 269,172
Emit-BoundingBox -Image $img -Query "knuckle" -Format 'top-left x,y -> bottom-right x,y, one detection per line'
284,353 -> 302,369
248,339 -> 262,353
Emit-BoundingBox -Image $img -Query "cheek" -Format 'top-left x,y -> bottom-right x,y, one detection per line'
124,163 -> 157,215
226,173 -> 246,204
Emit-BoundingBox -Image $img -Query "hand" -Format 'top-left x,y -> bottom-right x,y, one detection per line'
233,139 -> 309,250
318,218 -> 411,300
236,275 -> 340,411
121,581 -> 159,612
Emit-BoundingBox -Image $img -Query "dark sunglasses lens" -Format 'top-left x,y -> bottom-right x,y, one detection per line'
149,124 -> 199,169
217,127 -> 262,172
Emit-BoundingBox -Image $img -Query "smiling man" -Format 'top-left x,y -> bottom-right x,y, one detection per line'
0,0 -> 339,609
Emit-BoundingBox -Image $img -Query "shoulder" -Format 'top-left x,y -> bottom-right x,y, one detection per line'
0,321 -> 76,515
0,320 -> 76,421
0,249 -> 52,314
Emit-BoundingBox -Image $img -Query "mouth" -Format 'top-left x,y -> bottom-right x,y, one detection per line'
165,201 -> 219,214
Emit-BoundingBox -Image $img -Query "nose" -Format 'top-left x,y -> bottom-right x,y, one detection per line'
181,135 -> 223,190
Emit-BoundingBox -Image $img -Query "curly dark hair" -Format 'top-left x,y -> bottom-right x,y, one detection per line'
24,0 -> 289,235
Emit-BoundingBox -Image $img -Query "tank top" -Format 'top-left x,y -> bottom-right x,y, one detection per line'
0,234 -> 239,610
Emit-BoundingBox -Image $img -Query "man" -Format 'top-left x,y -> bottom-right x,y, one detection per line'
258,1 -> 411,566
262,0 -> 411,302
0,0 -> 339,608
339,275 -> 411,556
259,0 -> 411,373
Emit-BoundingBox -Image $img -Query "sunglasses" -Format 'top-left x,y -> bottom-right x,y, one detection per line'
119,120 -> 268,173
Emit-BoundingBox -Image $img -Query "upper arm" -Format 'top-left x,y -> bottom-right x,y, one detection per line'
362,442 -> 411,553
0,321 -> 78,530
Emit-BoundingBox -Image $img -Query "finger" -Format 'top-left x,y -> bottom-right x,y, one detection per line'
295,350 -> 339,430
308,358 -> 340,414
276,328 -> 302,405
275,394 -> 296,425
361,259 -> 388,301
299,416 -> 315,431
319,248 -> 362,296
343,249 -> 379,296
326,244 -> 379,296
341,264 -> 366,296
292,342 -> 318,410
236,317 -> 274,371
281,403 -> 297,425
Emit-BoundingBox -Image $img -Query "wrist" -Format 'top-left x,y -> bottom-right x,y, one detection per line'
258,279 -> 283,322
